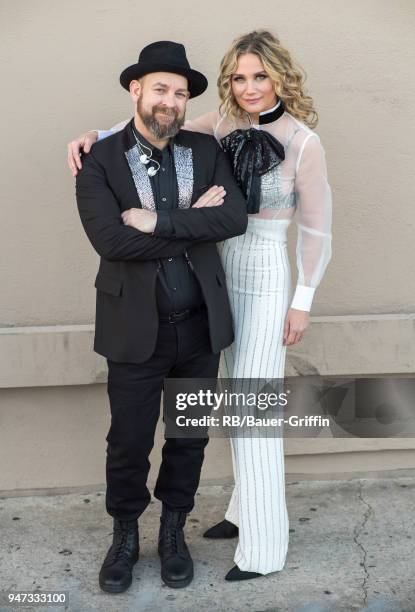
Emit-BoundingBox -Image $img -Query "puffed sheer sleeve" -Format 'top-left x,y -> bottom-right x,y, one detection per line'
97,118 -> 129,141
184,110 -> 220,136
290,133 -> 332,311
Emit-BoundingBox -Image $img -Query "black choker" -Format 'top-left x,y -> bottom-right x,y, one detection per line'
258,101 -> 285,125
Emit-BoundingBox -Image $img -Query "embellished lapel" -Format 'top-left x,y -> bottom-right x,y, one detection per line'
124,144 -> 156,212
123,120 -> 194,212
173,143 -> 193,210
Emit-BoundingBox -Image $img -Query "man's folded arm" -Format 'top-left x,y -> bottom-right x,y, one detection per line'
154,141 -> 248,242
76,151 -> 194,261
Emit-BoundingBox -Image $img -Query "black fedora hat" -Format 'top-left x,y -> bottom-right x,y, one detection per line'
119,41 -> 208,99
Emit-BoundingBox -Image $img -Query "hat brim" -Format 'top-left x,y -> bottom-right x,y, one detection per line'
119,62 -> 208,99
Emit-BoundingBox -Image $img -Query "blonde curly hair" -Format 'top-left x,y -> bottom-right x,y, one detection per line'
217,29 -> 318,129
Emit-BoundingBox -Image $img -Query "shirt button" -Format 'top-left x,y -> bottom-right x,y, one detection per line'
162,197 -> 167,202
168,257 -> 173,262
162,167 -> 166,172
173,287 -> 177,291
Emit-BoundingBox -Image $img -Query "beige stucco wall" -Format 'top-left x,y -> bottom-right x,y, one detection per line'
2,382 -> 415,494
0,1 -> 414,492
1,0 -> 414,325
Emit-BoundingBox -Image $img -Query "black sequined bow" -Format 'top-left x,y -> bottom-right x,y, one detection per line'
220,128 -> 285,214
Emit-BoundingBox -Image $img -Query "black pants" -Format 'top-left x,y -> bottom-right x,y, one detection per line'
105,309 -> 220,521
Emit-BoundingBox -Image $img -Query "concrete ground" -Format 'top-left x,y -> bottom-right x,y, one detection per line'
0,476 -> 414,612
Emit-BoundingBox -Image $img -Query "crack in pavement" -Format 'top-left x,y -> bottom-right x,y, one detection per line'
353,480 -> 373,609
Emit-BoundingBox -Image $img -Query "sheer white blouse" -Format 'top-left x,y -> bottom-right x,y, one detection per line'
96,102 -> 332,311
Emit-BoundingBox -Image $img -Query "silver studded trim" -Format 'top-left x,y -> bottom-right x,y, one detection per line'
125,143 -> 193,211
124,145 -> 156,211
260,165 -> 296,211
173,144 -> 193,210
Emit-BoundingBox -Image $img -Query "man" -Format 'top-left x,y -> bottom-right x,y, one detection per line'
75,40 -> 247,593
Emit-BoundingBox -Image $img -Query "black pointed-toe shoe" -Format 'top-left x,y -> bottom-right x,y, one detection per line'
158,507 -> 194,588
203,519 -> 239,539
98,518 -> 139,593
225,565 -> 262,581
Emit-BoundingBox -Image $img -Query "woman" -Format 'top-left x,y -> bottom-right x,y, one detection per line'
68,29 -> 332,580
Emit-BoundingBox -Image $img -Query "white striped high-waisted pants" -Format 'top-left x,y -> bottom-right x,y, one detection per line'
217,216 -> 292,574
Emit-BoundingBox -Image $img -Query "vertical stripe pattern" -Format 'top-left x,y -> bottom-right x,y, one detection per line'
218,216 -> 292,575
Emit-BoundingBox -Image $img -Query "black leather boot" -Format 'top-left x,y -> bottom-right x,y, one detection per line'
99,518 -> 139,593
158,507 -> 193,588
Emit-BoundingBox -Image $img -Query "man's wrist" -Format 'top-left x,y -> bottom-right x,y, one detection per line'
150,212 -> 158,234
153,209 -> 173,237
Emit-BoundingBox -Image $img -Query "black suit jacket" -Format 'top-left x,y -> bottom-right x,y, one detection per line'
76,119 -> 248,363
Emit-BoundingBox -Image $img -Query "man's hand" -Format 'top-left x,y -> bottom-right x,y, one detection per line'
67,130 -> 99,177
193,185 -> 226,207
121,209 -> 157,233
283,308 -> 310,346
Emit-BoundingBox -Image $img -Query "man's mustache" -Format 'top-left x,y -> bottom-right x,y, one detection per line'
152,106 -> 178,118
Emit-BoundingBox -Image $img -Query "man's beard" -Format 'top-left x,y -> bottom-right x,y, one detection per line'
136,94 -> 185,139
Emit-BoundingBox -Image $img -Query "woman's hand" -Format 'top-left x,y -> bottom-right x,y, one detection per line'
283,308 -> 310,345
67,130 -> 99,177
193,185 -> 226,207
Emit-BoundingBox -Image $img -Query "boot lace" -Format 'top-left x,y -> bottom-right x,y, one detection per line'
166,527 -> 179,554
109,524 -> 135,563
163,524 -> 187,559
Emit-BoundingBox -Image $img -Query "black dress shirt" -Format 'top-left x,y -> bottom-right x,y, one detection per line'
132,125 -> 205,314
